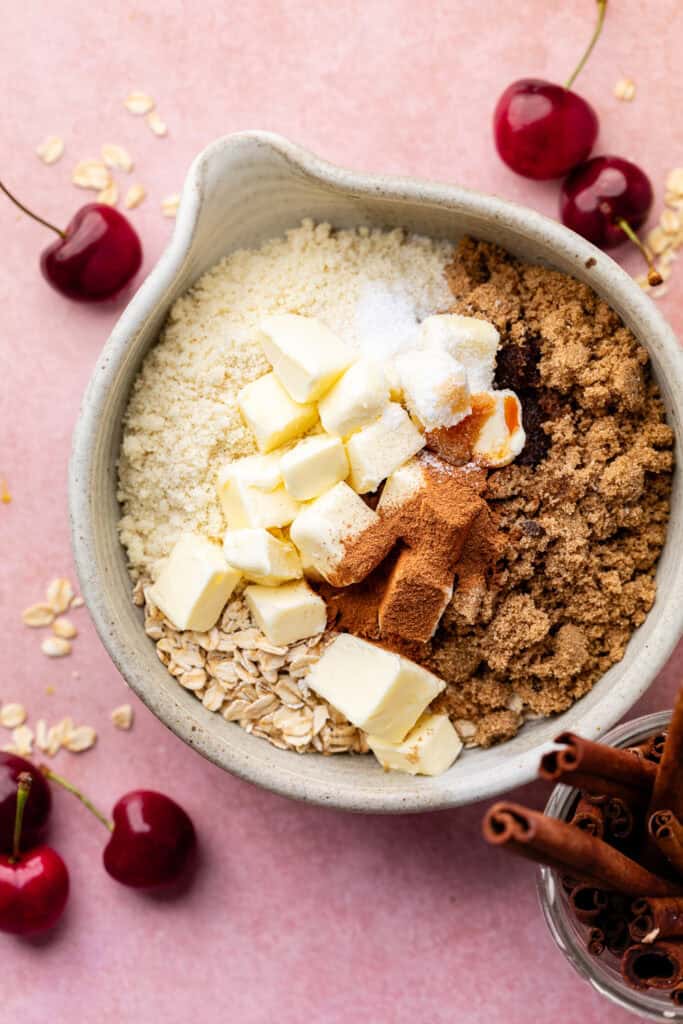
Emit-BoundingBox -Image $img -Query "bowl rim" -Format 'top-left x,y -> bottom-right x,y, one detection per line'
69,130 -> 683,813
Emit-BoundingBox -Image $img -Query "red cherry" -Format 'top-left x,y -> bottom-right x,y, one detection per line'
1,182 -> 142,302
0,846 -> 69,936
0,754 -> 51,854
560,155 -> 654,247
103,791 -> 196,889
493,80 -> 598,180
493,1 -> 606,179
0,773 -> 68,936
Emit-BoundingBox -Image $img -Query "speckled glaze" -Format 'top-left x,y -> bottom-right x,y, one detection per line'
69,131 -> 683,814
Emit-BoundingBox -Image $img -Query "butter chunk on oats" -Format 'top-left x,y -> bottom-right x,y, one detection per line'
244,579 -> 326,646
346,403 -> 424,493
307,634 -> 444,743
367,713 -> 463,776
258,314 -> 353,403
238,372 -> 317,453
149,534 -> 241,632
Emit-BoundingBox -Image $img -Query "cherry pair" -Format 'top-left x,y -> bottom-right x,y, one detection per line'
493,1 -> 660,283
0,753 -> 195,935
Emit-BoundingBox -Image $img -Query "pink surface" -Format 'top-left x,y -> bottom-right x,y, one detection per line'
1,2 -> 682,1021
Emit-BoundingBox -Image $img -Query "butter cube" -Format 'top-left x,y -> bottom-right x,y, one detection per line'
244,579 -> 327,645
318,359 -> 389,437
420,314 -> 499,392
377,458 -> 426,514
289,481 -> 379,585
307,634 -> 445,742
149,534 -> 241,632
346,403 -> 424,493
223,529 -> 302,585
258,314 -> 353,403
367,713 -> 463,776
217,469 -> 299,530
238,372 -> 317,453
224,451 -> 284,491
471,389 -> 526,468
395,348 -> 471,431
280,434 -> 349,501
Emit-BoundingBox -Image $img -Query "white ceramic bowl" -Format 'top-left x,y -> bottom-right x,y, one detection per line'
70,131 -> 683,813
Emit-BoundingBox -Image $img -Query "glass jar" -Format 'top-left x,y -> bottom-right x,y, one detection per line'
537,710 -> 679,1022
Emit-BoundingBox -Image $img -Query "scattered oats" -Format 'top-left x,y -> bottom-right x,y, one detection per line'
647,227 -> 668,256
97,181 -> 119,207
146,110 -> 167,136
72,159 -> 112,191
161,193 -> 180,218
36,135 -> 65,165
124,183 -> 146,209
661,209 -> 680,234
11,725 -> 33,757
0,703 -> 27,729
45,725 -> 62,758
53,616 -> 77,639
101,143 -> 134,173
41,636 -> 72,657
614,77 -> 636,102
178,668 -> 207,691
70,595 -> 85,609
22,602 -> 55,627
51,717 -> 73,747
666,168 -> 683,196
35,719 -> 49,752
64,725 -> 97,753
454,718 -> 477,739
111,704 -> 134,730
46,577 -> 75,614
124,91 -> 155,115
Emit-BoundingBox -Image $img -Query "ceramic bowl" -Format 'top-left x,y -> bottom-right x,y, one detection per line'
69,131 -> 683,813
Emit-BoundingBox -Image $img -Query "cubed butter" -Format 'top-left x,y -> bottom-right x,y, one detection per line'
280,434 -> 349,501
223,451 -> 284,491
238,372 -> 317,453
223,528 -> 302,585
471,389 -> 526,468
318,359 -> 389,437
346,403 -> 424,493
258,314 -> 353,403
367,713 -> 463,776
420,314 -> 499,392
244,579 -> 327,645
395,348 -> 471,431
307,634 -> 445,743
289,481 -> 379,585
377,458 -> 426,514
217,469 -> 299,530
149,534 -> 241,632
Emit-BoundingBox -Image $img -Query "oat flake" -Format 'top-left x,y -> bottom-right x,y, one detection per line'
42,636 -> 72,657
101,143 -> 134,173
72,160 -> 111,191
53,617 -> 77,639
0,703 -> 27,729
22,602 -> 55,627
36,135 -> 64,165
111,704 -> 134,730
124,184 -> 146,209
124,91 -> 155,115
46,577 -> 74,614
146,111 -> 167,137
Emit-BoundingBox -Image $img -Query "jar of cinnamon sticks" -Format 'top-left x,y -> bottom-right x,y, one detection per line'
488,709 -> 683,1021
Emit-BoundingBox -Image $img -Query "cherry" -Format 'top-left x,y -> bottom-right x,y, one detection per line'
43,769 -> 196,889
0,774 -> 69,935
0,753 -> 51,854
493,1 -> 605,179
0,181 -> 142,301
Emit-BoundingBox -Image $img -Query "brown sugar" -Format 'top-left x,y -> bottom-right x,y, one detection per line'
427,237 -> 674,746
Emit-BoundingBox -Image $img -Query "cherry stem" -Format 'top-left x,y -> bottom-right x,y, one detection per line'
12,773 -> 32,863
565,0 -> 608,90
0,180 -> 65,239
616,218 -> 664,287
40,765 -> 114,833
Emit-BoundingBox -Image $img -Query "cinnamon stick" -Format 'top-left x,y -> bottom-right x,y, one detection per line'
539,732 -> 656,799
570,795 -> 605,838
649,690 -> 683,820
630,897 -> 683,942
649,810 -> 683,877
671,985 -> 683,1006
622,940 -> 683,991
587,927 -> 606,956
604,796 -> 635,843
567,884 -> 608,924
482,802 -> 681,897
645,731 -> 668,765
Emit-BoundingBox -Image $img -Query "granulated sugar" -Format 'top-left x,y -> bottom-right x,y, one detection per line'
117,220 -> 453,578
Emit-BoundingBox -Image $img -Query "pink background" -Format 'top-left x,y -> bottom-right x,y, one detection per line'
1,2 -> 682,1021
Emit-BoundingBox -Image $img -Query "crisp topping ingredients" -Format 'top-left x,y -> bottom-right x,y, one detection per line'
237,371 -> 318,453
290,481 -> 379,585
149,534 -> 241,632
223,529 -> 302,585
258,314 -> 353,403
307,634 -> 444,743
367,713 -> 463,776
394,348 -> 471,431
318,359 -> 389,437
244,579 -> 326,646
346,403 -> 424,494
280,434 -> 349,501
419,313 -> 499,392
